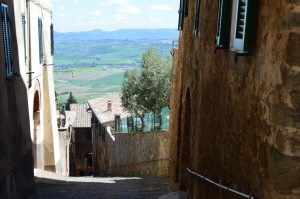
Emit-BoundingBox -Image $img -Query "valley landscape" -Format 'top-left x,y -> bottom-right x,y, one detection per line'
54,29 -> 178,104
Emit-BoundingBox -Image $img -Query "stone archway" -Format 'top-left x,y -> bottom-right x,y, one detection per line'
32,84 -> 43,169
178,88 -> 191,190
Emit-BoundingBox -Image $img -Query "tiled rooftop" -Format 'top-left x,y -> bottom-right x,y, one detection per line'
70,104 -> 92,128
87,93 -> 128,124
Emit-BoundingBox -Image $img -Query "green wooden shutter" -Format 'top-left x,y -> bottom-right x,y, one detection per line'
215,0 -> 230,48
233,0 -> 257,53
22,13 -> 26,62
38,18 -> 43,64
50,23 -> 54,55
178,0 -> 184,30
1,3 -> 13,77
184,0 -> 189,17
193,0 -> 201,37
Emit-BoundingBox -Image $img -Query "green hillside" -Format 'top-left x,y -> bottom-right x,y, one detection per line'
54,29 -> 178,104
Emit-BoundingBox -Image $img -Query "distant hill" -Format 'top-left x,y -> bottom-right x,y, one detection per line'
54,29 -> 179,41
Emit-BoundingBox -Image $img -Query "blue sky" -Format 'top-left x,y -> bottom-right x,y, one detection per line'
53,0 -> 180,32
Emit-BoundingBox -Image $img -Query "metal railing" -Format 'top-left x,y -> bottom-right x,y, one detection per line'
118,106 -> 170,133
186,167 -> 256,199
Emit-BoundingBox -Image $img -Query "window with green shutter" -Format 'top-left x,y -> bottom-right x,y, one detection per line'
1,3 -> 13,78
184,0 -> 189,17
193,0 -> 201,37
178,0 -> 184,30
50,23 -> 54,55
38,18 -> 43,64
232,0 -> 257,53
22,13 -> 26,62
215,0 -> 230,48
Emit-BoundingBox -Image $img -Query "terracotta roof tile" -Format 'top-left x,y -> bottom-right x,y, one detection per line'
70,104 -> 91,128
87,93 -> 128,124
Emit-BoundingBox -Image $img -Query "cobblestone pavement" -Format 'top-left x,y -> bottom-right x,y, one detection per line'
28,170 -> 171,199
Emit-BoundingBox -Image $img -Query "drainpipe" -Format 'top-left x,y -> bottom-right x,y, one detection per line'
26,0 -> 33,88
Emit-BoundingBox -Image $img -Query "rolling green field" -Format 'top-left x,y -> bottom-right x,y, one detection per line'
54,39 -> 175,104
54,66 -> 127,103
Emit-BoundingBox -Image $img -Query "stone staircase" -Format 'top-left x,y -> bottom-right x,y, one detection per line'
158,191 -> 187,199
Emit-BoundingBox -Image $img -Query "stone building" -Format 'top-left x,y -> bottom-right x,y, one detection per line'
0,1 -> 33,198
170,0 -> 300,198
88,93 -> 170,177
23,0 -> 60,174
88,93 -> 126,176
69,103 -> 92,176
0,0 -> 59,198
57,107 -> 76,176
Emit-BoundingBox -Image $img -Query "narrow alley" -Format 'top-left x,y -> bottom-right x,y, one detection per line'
29,170 -> 171,199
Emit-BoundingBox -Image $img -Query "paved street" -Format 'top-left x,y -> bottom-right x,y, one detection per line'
28,170 -> 171,199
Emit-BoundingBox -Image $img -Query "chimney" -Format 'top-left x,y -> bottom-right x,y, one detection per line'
107,101 -> 112,111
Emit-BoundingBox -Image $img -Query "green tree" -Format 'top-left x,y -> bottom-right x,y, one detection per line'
66,91 -> 77,110
121,47 -> 172,117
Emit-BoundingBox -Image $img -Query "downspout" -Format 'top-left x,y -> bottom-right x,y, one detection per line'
26,0 -> 32,88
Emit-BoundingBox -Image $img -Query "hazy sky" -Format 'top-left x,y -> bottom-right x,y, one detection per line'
53,0 -> 180,32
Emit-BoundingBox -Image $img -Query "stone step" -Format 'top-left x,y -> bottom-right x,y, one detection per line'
158,191 -> 187,199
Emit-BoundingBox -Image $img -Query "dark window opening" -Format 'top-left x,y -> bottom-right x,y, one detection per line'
193,0 -> 201,37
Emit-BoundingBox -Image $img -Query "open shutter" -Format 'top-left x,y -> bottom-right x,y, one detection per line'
233,0 -> 256,53
215,0 -> 230,48
184,0 -> 189,17
178,0 -> 184,30
50,23 -> 54,55
1,4 -> 13,77
22,13 -> 26,62
193,0 -> 201,37
38,18 -> 43,64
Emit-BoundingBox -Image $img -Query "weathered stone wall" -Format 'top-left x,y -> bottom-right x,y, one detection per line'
170,0 -> 300,198
169,48 -> 183,189
97,130 -> 171,176
0,1 -> 34,198
58,130 -> 70,176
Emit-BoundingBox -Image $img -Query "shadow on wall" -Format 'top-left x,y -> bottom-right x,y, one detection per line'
0,77 -> 35,198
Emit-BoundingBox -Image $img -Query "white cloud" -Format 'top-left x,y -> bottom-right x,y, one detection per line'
89,10 -> 101,16
106,0 -> 128,6
113,14 -> 129,23
150,5 -> 172,11
74,0 -> 79,5
119,5 -> 142,14
89,21 -> 98,24
59,6 -> 64,10
149,15 -> 162,23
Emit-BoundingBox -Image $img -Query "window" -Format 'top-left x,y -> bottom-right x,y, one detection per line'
178,0 -> 189,31
178,0 -> 184,30
193,0 -> 201,37
1,4 -> 13,77
232,0 -> 256,53
38,18 -> 43,64
22,13 -> 26,62
184,0 -> 189,17
50,23 -> 54,55
215,0 -> 230,48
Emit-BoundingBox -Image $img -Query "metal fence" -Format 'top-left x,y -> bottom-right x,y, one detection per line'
118,106 -> 170,133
